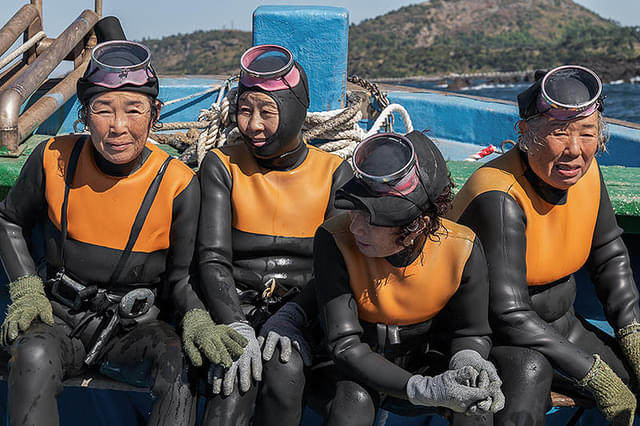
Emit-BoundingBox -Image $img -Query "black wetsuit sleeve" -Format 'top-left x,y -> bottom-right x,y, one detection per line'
291,160 -> 353,319
0,142 -> 48,281
438,238 -> 492,358
587,167 -> 640,330
324,161 -> 354,219
167,175 -> 206,316
458,191 -> 595,380
196,152 -> 245,324
314,227 -> 412,398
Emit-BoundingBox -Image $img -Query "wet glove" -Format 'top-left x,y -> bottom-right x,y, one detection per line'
1,275 -> 54,346
406,366 -> 492,413
257,302 -> 312,367
449,349 -> 505,414
578,354 -> 636,426
181,308 -> 247,368
209,321 -> 262,396
617,321 -> 640,389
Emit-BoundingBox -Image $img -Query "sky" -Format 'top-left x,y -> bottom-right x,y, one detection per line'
1,0 -> 639,42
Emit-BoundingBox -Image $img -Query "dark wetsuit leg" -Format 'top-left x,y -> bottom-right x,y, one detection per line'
203,385 -> 258,426
100,320 -> 197,426
305,365 -> 377,426
8,320 -> 84,426
254,347 -> 306,426
490,346 -> 553,426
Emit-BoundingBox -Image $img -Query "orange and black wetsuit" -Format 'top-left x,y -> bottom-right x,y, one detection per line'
312,214 -> 491,422
448,147 -> 640,423
197,141 -> 352,325
196,139 -> 351,426
0,135 -> 205,426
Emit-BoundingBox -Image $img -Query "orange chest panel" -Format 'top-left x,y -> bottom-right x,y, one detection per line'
513,164 -> 600,285
325,215 -> 474,325
42,137 -> 193,253
448,148 -> 600,286
214,144 -> 343,238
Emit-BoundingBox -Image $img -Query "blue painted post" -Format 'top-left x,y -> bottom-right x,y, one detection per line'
252,6 -> 349,112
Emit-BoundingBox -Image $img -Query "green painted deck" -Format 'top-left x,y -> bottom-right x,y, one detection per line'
2,135 -> 640,233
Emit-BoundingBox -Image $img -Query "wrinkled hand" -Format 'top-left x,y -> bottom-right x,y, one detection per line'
209,321 -> 262,396
406,367 -> 492,413
257,302 -> 312,366
1,275 -> 54,346
449,349 -> 505,414
617,321 -> 640,392
181,309 -> 247,367
579,354 -> 636,426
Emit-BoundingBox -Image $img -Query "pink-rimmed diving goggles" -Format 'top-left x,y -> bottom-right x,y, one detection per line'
535,65 -> 602,121
352,133 -> 420,197
240,44 -> 300,91
86,40 -> 156,89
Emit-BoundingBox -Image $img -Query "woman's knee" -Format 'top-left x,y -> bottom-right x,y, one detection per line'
330,380 -> 376,424
9,326 -> 65,390
492,346 -> 552,387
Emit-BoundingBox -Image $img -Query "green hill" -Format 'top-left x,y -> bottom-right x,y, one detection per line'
144,0 -> 640,81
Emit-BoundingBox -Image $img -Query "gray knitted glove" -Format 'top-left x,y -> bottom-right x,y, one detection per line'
406,367 -> 492,413
257,302 -> 312,366
1,275 -> 54,346
209,321 -> 262,396
449,349 -> 505,414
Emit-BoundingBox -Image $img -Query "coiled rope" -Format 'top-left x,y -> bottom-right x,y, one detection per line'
157,75 -> 413,166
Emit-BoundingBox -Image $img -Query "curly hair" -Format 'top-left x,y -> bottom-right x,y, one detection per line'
77,95 -> 162,132
396,174 -> 455,245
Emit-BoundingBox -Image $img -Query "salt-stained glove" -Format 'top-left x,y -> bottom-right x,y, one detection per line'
1,275 -> 54,346
257,302 -> 313,367
181,309 -> 247,368
578,354 -> 636,426
449,349 -> 505,414
209,321 -> 262,396
406,366 -> 492,413
617,321 -> 640,390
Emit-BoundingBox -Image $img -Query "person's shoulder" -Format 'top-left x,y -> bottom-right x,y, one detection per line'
45,134 -> 84,152
307,144 -> 345,169
438,218 -> 476,243
146,143 -> 196,189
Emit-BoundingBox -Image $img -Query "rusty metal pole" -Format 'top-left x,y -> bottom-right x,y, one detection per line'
0,9 -> 99,155
0,4 -> 40,57
95,0 -> 103,18
18,60 -> 89,140
29,0 -> 42,18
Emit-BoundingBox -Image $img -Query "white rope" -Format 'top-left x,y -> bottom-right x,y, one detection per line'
365,104 -> 413,138
179,83 -> 415,165
0,30 -> 46,70
163,84 -> 222,106
195,81 -> 237,166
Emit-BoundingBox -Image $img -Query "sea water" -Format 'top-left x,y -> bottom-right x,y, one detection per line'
402,80 -> 640,125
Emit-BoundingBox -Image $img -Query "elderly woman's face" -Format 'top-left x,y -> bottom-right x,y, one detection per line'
521,113 -> 599,190
237,91 -> 280,150
86,91 -> 158,165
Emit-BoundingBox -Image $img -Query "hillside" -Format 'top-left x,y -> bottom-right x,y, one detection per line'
144,0 -> 640,81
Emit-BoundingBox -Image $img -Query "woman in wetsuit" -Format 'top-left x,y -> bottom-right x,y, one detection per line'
448,65 -> 640,425
196,45 -> 352,425
313,131 -> 504,425
0,18 -> 245,426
